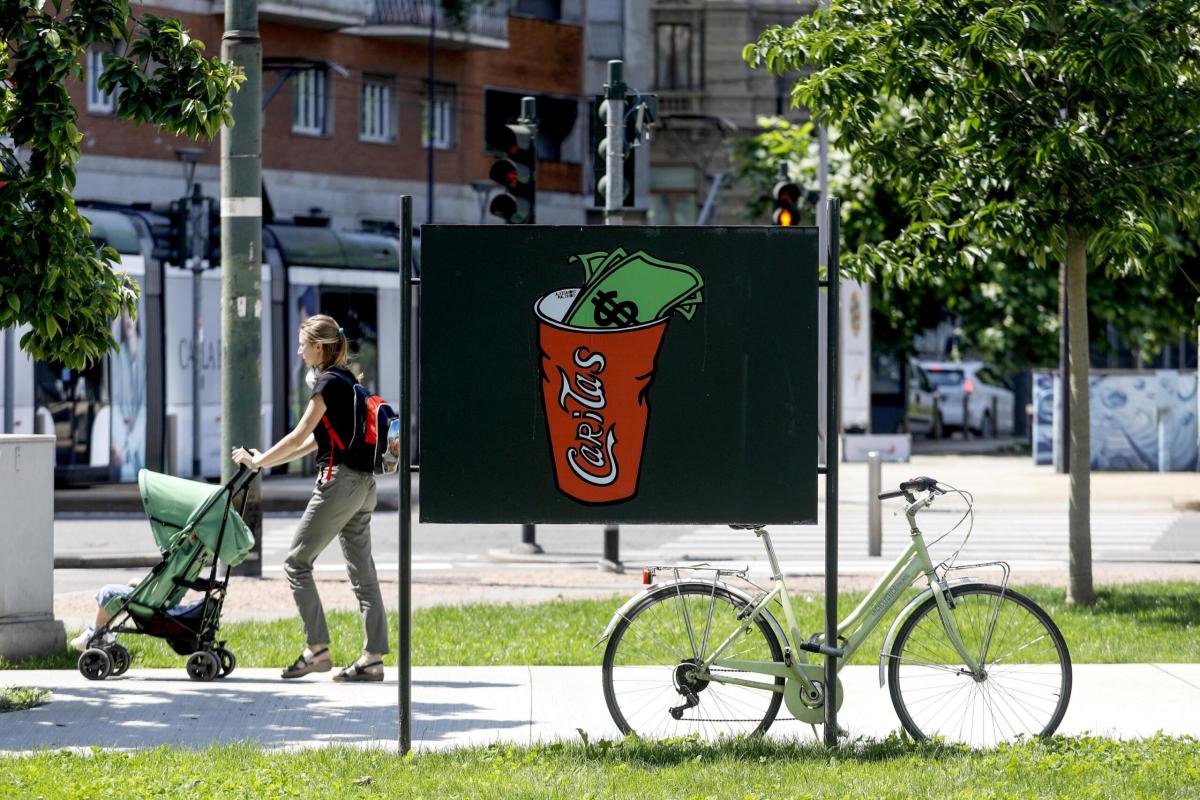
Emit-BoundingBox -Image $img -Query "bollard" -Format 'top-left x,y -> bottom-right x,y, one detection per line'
600,524 -> 623,573
511,523 -> 543,555
867,450 -> 882,557
962,392 -> 972,440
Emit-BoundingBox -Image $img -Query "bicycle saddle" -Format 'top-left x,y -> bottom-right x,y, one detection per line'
728,524 -> 764,530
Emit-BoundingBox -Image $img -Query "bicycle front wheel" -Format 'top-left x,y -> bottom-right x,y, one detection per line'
602,584 -> 784,740
888,584 -> 1072,746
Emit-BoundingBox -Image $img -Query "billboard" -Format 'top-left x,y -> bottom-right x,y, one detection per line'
420,226 -> 820,524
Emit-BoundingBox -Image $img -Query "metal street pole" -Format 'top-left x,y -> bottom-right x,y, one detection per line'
222,0 -> 263,576
601,60 -> 626,572
426,4 -> 436,224
604,60 -> 625,226
3,327 -> 12,433
190,182 -> 204,478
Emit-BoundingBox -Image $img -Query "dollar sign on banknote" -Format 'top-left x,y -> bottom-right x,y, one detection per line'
564,250 -> 703,328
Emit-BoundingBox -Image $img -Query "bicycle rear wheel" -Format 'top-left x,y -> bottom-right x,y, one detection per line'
887,584 -> 1071,746
602,584 -> 784,740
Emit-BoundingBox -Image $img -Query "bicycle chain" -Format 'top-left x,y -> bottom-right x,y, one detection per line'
674,667 -> 804,724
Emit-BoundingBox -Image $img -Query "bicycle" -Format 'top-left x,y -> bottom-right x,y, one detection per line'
598,476 -> 1072,746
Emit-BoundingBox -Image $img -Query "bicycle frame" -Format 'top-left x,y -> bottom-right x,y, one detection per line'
696,492 -> 985,701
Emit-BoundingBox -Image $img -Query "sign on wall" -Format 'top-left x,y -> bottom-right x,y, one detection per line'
420,226 -> 819,524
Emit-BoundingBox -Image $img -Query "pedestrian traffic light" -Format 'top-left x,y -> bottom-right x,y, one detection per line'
591,96 -> 636,208
772,181 -> 801,227
151,199 -> 188,266
489,121 -> 537,224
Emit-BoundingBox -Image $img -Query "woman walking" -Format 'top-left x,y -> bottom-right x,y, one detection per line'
232,314 -> 388,681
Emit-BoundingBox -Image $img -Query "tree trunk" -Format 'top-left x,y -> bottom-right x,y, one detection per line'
1066,229 -> 1095,606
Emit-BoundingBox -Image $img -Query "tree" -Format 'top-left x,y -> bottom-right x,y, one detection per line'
732,118 -> 1200,373
747,1 -> 1200,605
1,1 -> 242,369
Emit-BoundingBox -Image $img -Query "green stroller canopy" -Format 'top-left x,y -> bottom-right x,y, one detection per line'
138,470 -> 256,566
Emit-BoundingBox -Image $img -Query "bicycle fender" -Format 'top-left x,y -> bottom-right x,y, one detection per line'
593,580 -> 784,649
877,577 -> 982,688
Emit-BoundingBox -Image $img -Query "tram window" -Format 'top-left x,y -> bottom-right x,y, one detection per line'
34,361 -> 106,468
319,288 -> 379,393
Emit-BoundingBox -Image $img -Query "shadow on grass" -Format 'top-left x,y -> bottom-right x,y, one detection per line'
1090,583 -> 1200,627
558,732 -> 975,768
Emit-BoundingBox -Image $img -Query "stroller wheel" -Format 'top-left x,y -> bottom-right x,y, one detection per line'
78,648 -> 113,681
214,647 -> 236,678
186,651 -> 221,682
107,643 -> 131,676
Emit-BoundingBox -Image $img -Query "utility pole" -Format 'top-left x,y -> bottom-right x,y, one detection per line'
222,0 -> 263,576
600,60 -> 626,572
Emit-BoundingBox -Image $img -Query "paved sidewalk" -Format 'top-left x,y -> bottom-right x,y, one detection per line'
2,664 -> 1198,753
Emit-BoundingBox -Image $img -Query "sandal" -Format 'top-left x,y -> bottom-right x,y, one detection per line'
333,659 -> 385,683
281,647 -> 331,679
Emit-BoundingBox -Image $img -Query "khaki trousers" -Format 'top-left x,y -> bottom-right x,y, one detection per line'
284,465 -> 388,654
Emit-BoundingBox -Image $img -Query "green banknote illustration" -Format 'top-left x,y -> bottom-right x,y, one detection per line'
563,250 -> 704,328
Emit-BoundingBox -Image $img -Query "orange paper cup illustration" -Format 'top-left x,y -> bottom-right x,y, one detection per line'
536,288 -> 670,504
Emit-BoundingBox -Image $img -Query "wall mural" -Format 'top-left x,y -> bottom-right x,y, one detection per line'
1032,369 -> 1198,471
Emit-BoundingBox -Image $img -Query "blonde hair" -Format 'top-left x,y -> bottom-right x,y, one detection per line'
299,314 -> 350,372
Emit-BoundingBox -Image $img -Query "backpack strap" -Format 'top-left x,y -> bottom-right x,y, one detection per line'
320,414 -> 345,481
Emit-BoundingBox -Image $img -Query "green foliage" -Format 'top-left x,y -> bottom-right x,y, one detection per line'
742,2 -> 1200,367
0,1 -> 242,368
2,735 -> 1200,798
0,685 -> 49,712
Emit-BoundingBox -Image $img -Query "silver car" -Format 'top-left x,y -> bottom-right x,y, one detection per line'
918,361 -> 1015,437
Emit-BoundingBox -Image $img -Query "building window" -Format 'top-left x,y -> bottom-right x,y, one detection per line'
87,46 -> 118,114
292,68 -> 330,136
360,75 -> 396,143
648,165 -> 698,225
422,83 -> 456,150
655,23 -> 693,90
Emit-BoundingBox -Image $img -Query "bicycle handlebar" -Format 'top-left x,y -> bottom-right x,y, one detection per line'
878,476 -> 942,502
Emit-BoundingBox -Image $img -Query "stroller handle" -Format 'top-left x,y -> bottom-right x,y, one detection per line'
226,463 -> 257,493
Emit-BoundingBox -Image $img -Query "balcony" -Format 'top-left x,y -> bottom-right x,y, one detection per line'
344,0 -> 510,49
258,0 -> 371,30
655,89 -> 704,116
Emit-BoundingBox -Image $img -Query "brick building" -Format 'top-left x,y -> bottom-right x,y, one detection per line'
72,0 -> 589,228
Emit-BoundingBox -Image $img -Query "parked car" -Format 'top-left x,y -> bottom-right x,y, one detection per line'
904,361 -> 942,438
918,361 -> 1015,437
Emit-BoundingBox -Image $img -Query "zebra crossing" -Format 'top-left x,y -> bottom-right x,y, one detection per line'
656,508 -> 1186,569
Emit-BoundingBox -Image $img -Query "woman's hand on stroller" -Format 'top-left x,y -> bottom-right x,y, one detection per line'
231,446 -> 263,471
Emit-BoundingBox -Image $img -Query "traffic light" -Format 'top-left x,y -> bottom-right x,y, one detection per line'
206,198 -> 221,267
488,118 -> 537,224
151,199 -> 188,266
772,180 -> 801,226
591,96 -> 635,208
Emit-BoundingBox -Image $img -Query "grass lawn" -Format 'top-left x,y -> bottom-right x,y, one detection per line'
2,735 -> 1199,799
5,580 -> 1198,671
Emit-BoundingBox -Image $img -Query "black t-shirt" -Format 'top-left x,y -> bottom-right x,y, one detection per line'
312,367 -> 374,473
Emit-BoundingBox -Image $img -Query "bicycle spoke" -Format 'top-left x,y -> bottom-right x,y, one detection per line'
889,585 -> 1070,746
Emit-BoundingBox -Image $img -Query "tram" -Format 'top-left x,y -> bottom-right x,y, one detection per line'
1,204 -> 404,483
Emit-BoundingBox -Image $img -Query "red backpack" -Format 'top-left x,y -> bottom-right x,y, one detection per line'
319,370 -> 400,479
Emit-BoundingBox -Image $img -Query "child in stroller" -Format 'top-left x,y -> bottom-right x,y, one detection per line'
73,465 -> 257,682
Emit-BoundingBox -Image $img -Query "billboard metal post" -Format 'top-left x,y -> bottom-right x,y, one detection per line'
823,197 -> 841,747
399,195 -> 413,754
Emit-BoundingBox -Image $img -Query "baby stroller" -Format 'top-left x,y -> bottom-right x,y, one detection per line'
76,465 -> 257,682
